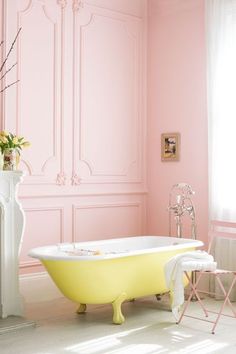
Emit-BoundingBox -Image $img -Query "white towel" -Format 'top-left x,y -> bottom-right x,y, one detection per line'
164,251 -> 217,320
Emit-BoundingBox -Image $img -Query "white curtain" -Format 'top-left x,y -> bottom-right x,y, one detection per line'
207,0 -> 236,221
207,0 -> 236,299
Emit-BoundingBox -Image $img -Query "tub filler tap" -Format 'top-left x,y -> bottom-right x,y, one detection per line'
168,183 -> 197,239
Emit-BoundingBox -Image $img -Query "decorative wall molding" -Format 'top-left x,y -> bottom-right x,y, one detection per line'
56,172 -> 66,185
20,206 -> 65,268
72,0 -> 84,12
2,0 -> 147,275
73,201 -> 141,210
72,5 -> 143,184
19,190 -> 148,198
4,0 -> 145,187
13,0 -> 63,184
57,0 -> 66,184
77,2 -> 144,20
71,173 -> 81,185
57,0 -> 67,9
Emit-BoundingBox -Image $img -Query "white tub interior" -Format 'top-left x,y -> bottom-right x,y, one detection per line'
29,236 -> 204,261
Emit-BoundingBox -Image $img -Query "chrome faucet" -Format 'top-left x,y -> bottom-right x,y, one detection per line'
168,183 -> 197,239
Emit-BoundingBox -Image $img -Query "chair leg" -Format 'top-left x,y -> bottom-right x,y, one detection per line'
177,271 -> 236,334
215,275 -> 236,317
177,271 -> 208,324
211,275 -> 236,334
187,272 -> 209,317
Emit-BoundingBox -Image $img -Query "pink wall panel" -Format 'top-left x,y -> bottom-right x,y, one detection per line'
73,202 -> 142,242
81,15 -> 136,176
147,0 -> 208,245
74,3 -> 144,184
18,2 -> 59,176
3,0 -> 63,185
20,207 -> 64,270
3,0 -> 146,191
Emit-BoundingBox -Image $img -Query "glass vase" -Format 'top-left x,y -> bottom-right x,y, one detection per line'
3,148 -> 17,171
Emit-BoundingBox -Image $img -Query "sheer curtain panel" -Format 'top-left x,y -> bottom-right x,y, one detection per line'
207,0 -> 236,221
207,0 -> 236,299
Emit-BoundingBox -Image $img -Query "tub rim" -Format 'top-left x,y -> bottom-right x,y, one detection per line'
28,235 -> 204,261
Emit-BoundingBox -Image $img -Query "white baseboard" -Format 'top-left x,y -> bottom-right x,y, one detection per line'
20,272 -> 63,303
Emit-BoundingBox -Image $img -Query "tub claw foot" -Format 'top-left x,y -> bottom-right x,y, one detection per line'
155,294 -> 162,301
112,292 -> 127,324
77,303 -> 87,314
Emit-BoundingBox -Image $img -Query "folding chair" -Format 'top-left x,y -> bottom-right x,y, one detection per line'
177,220 -> 236,334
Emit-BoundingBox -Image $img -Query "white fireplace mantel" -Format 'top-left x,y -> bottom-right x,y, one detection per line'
0,171 -> 25,318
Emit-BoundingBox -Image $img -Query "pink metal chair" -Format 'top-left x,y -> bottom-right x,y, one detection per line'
177,220 -> 236,334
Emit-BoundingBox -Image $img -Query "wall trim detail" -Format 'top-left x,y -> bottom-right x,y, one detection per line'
56,172 -> 67,185
16,0 -> 60,179
20,206 -> 65,269
57,0 -> 67,9
19,190 -> 148,199
72,4 -> 143,184
72,0 -> 83,12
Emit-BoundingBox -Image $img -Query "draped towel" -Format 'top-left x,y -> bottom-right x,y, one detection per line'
165,251 -> 217,320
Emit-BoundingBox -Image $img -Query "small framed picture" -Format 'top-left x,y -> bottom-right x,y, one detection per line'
161,133 -> 180,161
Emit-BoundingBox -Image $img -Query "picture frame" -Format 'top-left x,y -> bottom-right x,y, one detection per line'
161,133 -> 180,161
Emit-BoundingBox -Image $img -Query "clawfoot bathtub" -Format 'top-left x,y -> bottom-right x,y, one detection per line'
29,236 -> 203,324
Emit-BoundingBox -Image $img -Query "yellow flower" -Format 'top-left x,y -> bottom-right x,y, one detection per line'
0,130 -> 8,137
0,130 -> 30,150
12,137 -> 18,144
22,141 -> 30,147
0,136 -> 8,143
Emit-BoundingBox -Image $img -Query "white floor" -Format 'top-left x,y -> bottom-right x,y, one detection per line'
1,295 -> 236,354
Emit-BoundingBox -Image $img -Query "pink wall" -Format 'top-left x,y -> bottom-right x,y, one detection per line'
1,0 -> 210,275
2,0 -> 147,274
147,0 -> 209,245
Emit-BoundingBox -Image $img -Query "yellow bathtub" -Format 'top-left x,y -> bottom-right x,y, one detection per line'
29,236 -> 203,324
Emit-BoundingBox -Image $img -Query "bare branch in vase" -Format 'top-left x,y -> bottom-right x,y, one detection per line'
0,62 -> 17,81
0,80 -> 20,94
0,27 -> 22,74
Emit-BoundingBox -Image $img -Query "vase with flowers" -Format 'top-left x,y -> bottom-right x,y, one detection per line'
0,27 -> 24,171
0,131 -> 30,170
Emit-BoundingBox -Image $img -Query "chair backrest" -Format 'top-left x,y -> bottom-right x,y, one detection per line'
208,220 -> 236,254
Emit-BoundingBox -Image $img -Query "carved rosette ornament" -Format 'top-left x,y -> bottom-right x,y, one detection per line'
71,173 -> 81,185
56,172 -> 66,185
57,0 -> 67,9
73,0 -> 84,12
